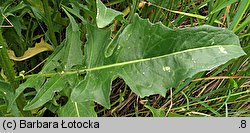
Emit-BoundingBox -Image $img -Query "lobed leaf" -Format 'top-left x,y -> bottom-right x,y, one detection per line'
72,14 -> 245,108
72,24 -> 114,107
62,8 -> 84,70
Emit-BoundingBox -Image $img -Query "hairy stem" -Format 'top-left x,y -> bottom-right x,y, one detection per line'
0,30 -> 32,116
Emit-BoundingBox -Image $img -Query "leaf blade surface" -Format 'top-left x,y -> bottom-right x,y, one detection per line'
73,15 -> 246,108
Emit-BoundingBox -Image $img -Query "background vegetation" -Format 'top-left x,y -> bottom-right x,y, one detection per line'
0,0 -> 249,117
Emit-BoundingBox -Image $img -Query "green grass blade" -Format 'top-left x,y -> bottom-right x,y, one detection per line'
148,2 -> 224,25
233,16 -> 250,33
210,0 -> 238,14
229,0 -> 250,30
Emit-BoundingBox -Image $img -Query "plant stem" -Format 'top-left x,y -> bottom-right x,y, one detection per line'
128,0 -> 139,22
43,0 -> 58,47
0,30 -> 32,116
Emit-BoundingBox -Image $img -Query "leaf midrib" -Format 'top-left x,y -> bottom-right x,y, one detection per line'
79,44 -> 241,72
21,44 -> 242,80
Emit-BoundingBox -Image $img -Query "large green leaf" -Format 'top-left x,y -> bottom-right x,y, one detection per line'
96,0 -> 123,28
23,75 -> 67,110
62,8 -> 84,70
72,14 -> 245,108
72,24 -> 114,107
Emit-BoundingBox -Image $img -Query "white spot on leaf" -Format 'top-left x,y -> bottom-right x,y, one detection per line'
210,39 -> 215,45
219,46 -> 227,54
163,66 -> 171,72
128,33 -> 132,38
192,58 -> 196,63
61,71 -> 65,74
